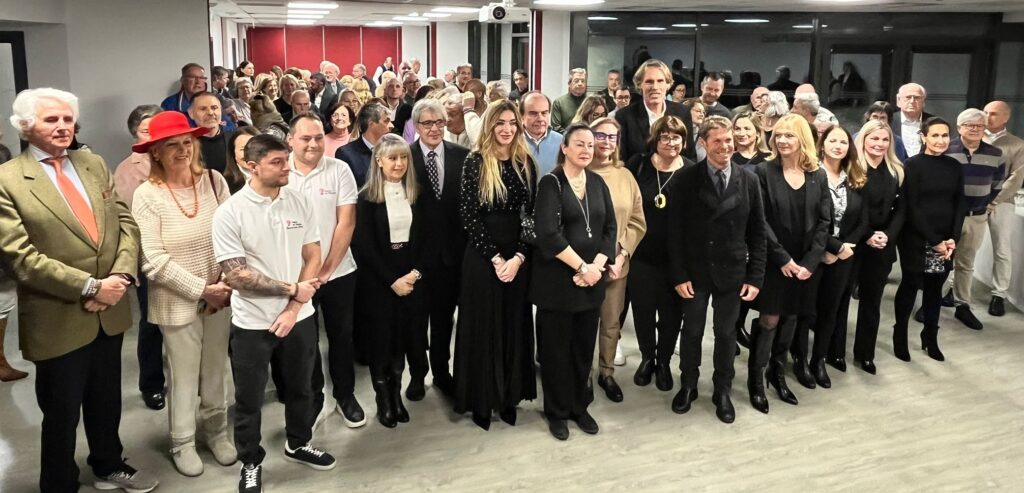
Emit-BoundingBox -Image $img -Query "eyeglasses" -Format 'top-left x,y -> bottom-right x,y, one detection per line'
417,119 -> 446,129
594,132 -> 619,142
614,95 -> 631,101
659,134 -> 684,144
959,123 -> 985,131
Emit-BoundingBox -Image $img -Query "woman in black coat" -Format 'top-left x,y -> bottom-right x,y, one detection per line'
893,117 -> 966,362
851,120 -> 905,375
623,116 -> 693,392
531,123 -> 617,441
792,125 -> 869,389
351,134 -> 427,428
748,114 -> 832,414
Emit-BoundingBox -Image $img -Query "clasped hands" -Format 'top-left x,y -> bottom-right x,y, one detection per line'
781,260 -> 812,280
823,242 -> 857,265
82,275 -> 132,312
493,256 -> 524,283
573,263 -> 604,288
931,239 -> 957,260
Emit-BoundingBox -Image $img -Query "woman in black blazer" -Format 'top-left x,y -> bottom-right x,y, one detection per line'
351,134 -> 426,428
893,117 -> 966,362
792,125 -> 869,388
531,123 -> 617,440
624,116 -> 693,392
748,114 -> 832,414
851,120 -> 905,375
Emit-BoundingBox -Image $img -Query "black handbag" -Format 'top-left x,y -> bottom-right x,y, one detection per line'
923,243 -> 947,274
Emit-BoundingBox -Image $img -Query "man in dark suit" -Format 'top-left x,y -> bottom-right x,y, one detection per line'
309,73 -> 337,122
615,59 -> 696,163
667,116 -> 767,424
892,82 -> 935,158
407,99 -> 470,398
336,102 -> 393,187
0,89 -> 157,492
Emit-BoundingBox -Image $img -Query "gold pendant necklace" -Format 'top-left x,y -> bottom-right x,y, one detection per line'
654,166 -> 677,209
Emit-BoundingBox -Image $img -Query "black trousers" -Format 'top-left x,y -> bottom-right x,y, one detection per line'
307,273 -> 356,419
421,261 -> 460,380
35,330 -> 125,493
679,286 -> 741,394
895,270 -> 950,329
536,308 -> 599,420
231,318 -> 317,466
135,274 -> 165,395
628,259 -> 683,367
854,247 -> 894,361
809,258 -> 856,361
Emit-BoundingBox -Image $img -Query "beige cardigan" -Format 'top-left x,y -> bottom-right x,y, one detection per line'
133,171 -> 231,326
590,160 -> 647,277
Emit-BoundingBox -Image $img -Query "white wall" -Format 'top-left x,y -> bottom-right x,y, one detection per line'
0,0 -> 65,23
435,22 -> 468,78
500,23 -> 512,82
210,12 -> 223,67
401,25 -> 428,77
539,10 -> 570,96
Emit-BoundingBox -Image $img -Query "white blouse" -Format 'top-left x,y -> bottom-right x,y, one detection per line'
384,181 -> 412,243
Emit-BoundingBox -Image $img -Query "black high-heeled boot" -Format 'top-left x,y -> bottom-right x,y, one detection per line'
746,324 -> 770,414
921,325 -> 945,362
736,321 -> 752,349
372,377 -> 397,428
893,323 -> 911,362
791,358 -> 816,389
390,371 -> 410,423
766,358 -> 799,405
809,357 -> 831,388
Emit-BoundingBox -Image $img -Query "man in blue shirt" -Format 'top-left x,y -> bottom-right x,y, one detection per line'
521,91 -> 562,175
161,63 -> 235,132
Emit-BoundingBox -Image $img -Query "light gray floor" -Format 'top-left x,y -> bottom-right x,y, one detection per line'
1,274 -> 1023,492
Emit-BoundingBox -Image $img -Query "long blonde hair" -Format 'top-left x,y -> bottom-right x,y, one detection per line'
854,119 -> 904,185
473,99 -> 534,206
768,114 -> 819,172
363,134 -> 419,204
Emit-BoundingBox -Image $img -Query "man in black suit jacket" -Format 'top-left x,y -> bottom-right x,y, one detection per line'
892,82 -> 940,158
335,102 -> 393,186
615,59 -> 696,162
406,99 -> 470,398
667,117 -> 766,424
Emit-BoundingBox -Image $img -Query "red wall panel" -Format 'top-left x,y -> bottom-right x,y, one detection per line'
361,27 -> 400,75
284,26 -> 324,70
248,27 -> 285,73
324,26 -> 363,76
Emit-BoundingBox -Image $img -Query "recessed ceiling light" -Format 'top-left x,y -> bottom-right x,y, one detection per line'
286,19 -> 317,25
287,13 -> 325,19
431,7 -> 480,13
422,13 -> 451,18
589,16 -> 618,21
367,20 -> 402,27
792,24 -> 814,29
534,0 -> 605,5
288,9 -> 329,15
287,2 -> 337,9
636,26 -> 666,31
671,23 -> 709,28
725,18 -> 770,23
394,16 -> 428,21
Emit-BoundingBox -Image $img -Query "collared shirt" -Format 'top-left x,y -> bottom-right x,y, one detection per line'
900,113 -> 923,157
30,145 -> 92,213
363,136 -> 375,150
525,129 -> 562,175
707,161 -> 732,190
419,140 -> 446,193
984,128 -> 1007,144
286,154 -> 359,280
645,102 -> 665,128
312,88 -> 326,108
113,152 -> 151,209
212,184 -> 319,330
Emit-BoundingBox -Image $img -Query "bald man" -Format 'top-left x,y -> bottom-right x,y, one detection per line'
981,101 -> 1024,316
894,83 -> 933,157
733,86 -> 769,115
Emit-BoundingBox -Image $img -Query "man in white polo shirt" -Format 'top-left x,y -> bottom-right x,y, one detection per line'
213,134 -> 336,493
284,112 -> 365,430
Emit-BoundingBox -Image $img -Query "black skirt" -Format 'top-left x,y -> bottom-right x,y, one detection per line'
756,261 -> 823,317
453,211 -> 537,416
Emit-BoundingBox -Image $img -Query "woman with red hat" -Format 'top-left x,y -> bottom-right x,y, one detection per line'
131,111 -> 236,476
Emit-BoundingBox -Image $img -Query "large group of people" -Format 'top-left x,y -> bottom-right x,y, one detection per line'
0,54 -> 1021,493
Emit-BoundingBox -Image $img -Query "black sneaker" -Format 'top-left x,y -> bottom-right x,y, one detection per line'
337,394 -> 366,428
955,305 -> 984,331
142,392 -> 165,410
989,296 -> 1006,317
238,463 -> 262,493
284,443 -> 336,470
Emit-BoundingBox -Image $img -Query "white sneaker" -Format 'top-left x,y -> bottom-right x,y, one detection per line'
613,343 -> 626,366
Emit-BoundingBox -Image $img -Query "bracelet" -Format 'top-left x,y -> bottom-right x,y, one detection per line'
491,255 -> 503,265
514,253 -> 526,264
412,269 -> 422,280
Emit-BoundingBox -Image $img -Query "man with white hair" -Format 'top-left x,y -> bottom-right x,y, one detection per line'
982,101 -> 1024,316
793,84 -> 839,132
941,108 -> 1006,331
0,88 -> 158,492
409,57 -> 422,77
353,63 -> 376,94
893,82 -> 933,157
551,68 -> 589,133
320,61 -> 345,104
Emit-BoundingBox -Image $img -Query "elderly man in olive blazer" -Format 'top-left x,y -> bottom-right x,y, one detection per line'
0,88 -> 157,493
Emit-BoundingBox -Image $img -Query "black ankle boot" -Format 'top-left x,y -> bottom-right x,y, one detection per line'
921,325 -> 945,362
791,358 -> 816,389
390,373 -> 409,423
893,324 -> 911,362
810,357 -> 831,388
372,377 -> 396,428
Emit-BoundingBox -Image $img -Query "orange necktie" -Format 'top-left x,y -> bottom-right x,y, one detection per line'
44,157 -> 99,245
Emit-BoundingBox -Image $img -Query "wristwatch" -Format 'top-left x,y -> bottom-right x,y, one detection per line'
491,255 -> 503,265
577,262 -> 589,275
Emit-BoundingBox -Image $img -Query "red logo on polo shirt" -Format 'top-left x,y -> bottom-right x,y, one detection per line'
285,219 -> 304,229
319,188 -> 336,196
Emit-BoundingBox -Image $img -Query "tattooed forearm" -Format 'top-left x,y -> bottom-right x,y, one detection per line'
219,257 -> 292,297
